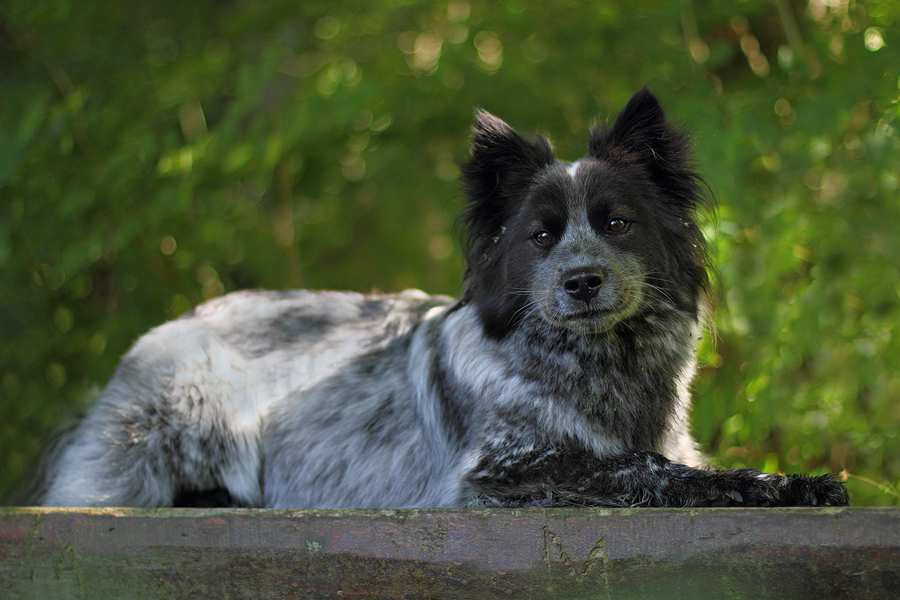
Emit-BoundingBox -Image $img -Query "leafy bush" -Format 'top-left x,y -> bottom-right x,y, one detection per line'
2,0 -> 898,504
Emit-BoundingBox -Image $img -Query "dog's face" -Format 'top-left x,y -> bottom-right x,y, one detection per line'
459,90 -> 709,340
507,159 -> 662,335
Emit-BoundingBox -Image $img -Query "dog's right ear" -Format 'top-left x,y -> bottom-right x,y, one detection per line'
458,110 -> 555,247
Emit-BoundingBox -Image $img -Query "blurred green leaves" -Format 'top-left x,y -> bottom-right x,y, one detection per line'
1,0 -> 899,505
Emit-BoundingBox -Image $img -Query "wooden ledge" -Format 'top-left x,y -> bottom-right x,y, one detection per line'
1,507 -> 897,599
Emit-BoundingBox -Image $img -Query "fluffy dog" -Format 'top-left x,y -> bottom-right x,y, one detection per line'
39,90 -> 849,508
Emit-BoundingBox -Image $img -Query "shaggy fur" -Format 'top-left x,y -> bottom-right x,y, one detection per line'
38,90 -> 849,508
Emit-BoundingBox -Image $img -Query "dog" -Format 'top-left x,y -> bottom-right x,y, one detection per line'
38,90 -> 849,508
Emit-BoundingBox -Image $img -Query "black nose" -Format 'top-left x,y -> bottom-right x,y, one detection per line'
564,271 -> 603,304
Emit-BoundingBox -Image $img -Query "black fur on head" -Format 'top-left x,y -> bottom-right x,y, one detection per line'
458,89 -> 711,339
587,88 -> 712,302
456,111 -> 556,337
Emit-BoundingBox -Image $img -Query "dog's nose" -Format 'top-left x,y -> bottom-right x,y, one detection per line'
563,271 -> 603,304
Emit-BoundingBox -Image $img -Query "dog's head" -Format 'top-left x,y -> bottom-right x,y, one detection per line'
458,89 -> 710,340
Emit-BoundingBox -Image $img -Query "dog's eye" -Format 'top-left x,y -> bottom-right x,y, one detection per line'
607,218 -> 628,233
533,231 -> 555,246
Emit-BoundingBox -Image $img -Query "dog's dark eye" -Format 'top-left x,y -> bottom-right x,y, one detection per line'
607,218 -> 628,233
533,231 -> 555,247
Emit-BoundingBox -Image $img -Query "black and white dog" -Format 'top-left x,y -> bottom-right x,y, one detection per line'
39,90 -> 849,508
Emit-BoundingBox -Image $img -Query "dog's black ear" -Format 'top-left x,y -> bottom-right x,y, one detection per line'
590,90 -> 670,153
458,110 -> 555,247
588,89 -> 699,210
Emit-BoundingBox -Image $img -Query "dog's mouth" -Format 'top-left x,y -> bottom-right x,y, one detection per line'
537,287 -> 645,334
560,307 -> 611,322
541,306 -> 628,334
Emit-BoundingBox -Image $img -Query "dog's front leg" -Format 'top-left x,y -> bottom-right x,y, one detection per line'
461,445 -> 849,508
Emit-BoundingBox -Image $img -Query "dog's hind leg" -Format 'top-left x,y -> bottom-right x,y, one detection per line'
41,420 -> 180,507
41,395 -> 263,507
41,335 -> 264,507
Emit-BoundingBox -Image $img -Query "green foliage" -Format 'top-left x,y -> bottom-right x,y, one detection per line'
1,0 -> 898,505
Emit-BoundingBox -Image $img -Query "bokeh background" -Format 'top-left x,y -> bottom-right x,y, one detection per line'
1,0 -> 898,505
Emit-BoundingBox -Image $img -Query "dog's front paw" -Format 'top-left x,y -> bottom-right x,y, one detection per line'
713,471 -> 850,507
773,473 -> 850,507
692,468 -> 849,507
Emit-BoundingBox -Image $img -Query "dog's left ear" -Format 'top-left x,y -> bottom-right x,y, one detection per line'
459,110 -> 555,245
589,90 -> 699,209
589,89 -> 683,160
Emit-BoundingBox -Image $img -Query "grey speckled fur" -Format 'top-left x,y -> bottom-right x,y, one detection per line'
39,91 -> 849,508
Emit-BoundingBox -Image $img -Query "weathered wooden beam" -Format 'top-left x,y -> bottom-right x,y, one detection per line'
1,507 -> 897,599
